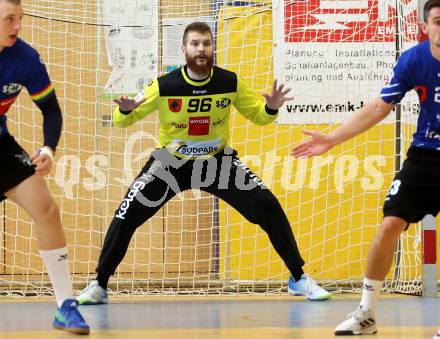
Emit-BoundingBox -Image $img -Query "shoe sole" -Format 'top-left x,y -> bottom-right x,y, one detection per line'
335,326 -> 377,336
53,325 -> 90,335
288,288 -> 332,301
334,330 -> 378,336
78,300 -> 108,305
308,295 -> 332,301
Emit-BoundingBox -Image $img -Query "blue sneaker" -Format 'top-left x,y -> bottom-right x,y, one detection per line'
53,299 -> 90,334
288,274 -> 331,301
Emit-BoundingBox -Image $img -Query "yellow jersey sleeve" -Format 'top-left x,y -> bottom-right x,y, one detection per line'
112,79 -> 160,128
233,76 -> 278,126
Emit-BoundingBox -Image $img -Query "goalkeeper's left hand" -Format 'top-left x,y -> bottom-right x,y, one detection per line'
262,79 -> 294,110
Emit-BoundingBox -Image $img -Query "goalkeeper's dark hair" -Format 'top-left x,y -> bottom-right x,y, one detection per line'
182,22 -> 213,45
424,0 -> 440,22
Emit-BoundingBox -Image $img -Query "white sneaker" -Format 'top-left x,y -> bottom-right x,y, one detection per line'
433,330 -> 440,339
334,306 -> 377,335
288,274 -> 331,301
76,280 -> 108,305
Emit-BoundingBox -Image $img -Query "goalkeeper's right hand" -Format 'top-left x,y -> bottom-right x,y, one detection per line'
113,95 -> 146,112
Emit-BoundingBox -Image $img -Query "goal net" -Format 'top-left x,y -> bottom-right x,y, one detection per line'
0,0 -> 428,296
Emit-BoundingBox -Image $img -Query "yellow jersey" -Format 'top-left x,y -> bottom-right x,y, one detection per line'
113,66 -> 277,158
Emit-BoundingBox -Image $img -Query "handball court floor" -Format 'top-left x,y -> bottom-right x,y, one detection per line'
0,295 -> 439,338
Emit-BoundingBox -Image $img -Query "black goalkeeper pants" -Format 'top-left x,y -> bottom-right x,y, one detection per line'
96,148 -> 305,283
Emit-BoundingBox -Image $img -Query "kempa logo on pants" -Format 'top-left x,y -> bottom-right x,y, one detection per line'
115,180 -> 146,219
232,158 -> 266,189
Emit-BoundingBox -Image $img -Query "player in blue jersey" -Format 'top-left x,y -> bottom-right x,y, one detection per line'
0,0 -> 89,334
292,0 -> 440,336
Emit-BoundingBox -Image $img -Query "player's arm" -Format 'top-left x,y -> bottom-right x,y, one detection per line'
327,97 -> 394,146
292,98 -> 394,157
112,79 -> 159,127
234,77 -> 293,126
292,54 -> 413,158
24,52 -> 62,176
35,92 -> 62,152
29,92 -> 62,176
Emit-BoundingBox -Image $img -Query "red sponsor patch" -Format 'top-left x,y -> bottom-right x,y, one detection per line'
0,97 -> 17,115
188,116 -> 210,135
168,98 -> 182,113
415,85 -> 427,103
285,0 -> 418,43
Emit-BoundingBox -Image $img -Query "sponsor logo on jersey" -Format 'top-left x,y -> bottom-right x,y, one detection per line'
415,85 -> 427,104
216,98 -> 231,109
170,139 -> 221,157
168,98 -> 182,112
425,127 -> 440,140
213,116 -> 226,127
3,83 -> 22,95
0,96 -> 17,115
193,89 -> 207,95
188,116 -> 210,135
171,122 -> 187,129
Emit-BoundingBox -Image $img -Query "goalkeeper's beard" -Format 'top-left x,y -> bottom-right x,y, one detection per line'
185,53 -> 214,76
